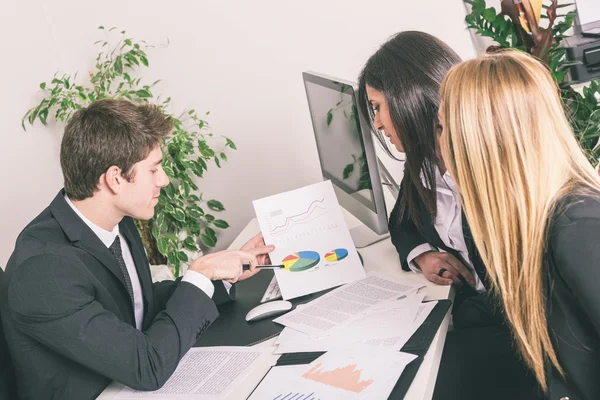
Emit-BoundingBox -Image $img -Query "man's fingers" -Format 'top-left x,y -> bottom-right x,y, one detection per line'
244,232 -> 265,247
427,274 -> 453,286
246,245 -> 275,256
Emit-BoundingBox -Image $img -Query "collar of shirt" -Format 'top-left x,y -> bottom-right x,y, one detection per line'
419,163 -> 457,197
64,195 -> 120,248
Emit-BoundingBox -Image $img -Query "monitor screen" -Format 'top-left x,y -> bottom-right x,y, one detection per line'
303,77 -> 375,212
576,0 -> 600,28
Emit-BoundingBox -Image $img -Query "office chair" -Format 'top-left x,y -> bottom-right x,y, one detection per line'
0,267 -> 18,399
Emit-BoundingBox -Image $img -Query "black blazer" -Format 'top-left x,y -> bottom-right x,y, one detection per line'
0,268 -> 17,399
545,194 -> 600,400
0,191 -> 231,400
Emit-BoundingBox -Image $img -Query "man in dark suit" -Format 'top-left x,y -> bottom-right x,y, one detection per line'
0,99 -> 273,400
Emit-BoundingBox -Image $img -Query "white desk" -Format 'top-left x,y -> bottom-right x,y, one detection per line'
99,215 -> 452,400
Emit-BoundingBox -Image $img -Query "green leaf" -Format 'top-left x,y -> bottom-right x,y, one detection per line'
173,207 -> 186,222
214,157 -> 221,168
167,252 -> 178,268
157,237 -> 168,255
187,205 -> 204,219
98,25 -> 105,29
39,108 -> 49,125
482,7 -> 496,21
189,220 -> 201,236
207,200 -> 225,211
183,237 -> 198,252
213,219 -> 229,229
225,137 -> 237,150
205,214 -> 215,222
220,152 -> 227,161
200,234 -> 217,248
177,251 -> 188,262
114,57 -> 123,74
343,163 -> 354,179
206,227 -> 217,241
327,111 -> 333,126
140,55 -> 149,67
39,82 -> 46,90
136,89 -> 152,98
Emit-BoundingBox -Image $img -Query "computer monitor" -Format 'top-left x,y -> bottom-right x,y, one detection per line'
575,0 -> 600,37
302,71 -> 398,247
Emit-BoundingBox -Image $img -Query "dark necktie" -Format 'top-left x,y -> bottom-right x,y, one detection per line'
109,235 -> 135,306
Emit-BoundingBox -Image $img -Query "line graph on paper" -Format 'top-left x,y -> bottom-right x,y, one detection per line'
253,181 -> 366,300
266,198 -> 329,238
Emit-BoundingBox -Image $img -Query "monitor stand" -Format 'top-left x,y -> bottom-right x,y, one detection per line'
350,224 -> 390,248
351,165 -> 398,248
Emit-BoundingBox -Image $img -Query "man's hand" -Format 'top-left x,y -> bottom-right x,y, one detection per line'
188,233 -> 275,284
414,251 -> 476,287
238,233 -> 275,281
187,249 -> 258,283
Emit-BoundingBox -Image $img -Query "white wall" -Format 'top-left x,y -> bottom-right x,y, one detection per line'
0,0 -> 476,268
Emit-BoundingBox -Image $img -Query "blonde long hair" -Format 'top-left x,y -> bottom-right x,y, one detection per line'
440,49 -> 600,391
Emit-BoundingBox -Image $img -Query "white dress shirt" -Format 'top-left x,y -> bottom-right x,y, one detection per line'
64,195 -> 217,329
405,168 -> 486,292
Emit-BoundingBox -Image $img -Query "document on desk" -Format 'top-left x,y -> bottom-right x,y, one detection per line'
248,347 -> 417,400
274,296 -> 436,354
273,272 -> 422,337
115,347 -> 271,399
253,180 -> 365,300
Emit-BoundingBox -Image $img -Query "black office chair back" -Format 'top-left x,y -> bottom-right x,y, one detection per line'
0,267 -> 18,399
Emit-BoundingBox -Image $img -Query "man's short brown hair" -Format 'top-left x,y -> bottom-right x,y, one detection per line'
60,99 -> 172,200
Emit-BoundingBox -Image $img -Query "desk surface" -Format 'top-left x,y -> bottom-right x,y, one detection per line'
100,213 -> 452,400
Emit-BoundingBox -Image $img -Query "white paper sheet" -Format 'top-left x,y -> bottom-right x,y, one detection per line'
273,272 -> 422,337
274,296 -> 436,354
115,347 -> 268,399
253,180 -> 365,300
247,347 -> 417,400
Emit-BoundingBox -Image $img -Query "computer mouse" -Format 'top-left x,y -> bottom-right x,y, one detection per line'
245,300 -> 293,322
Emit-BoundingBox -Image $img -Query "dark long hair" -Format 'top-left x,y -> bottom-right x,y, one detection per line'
358,31 -> 461,232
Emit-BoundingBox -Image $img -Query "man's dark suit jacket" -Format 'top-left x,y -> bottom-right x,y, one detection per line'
0,191 -> 232,400
545,195 -> 600,400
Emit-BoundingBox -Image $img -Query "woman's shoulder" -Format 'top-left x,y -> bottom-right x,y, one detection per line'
551,191 -> 600,228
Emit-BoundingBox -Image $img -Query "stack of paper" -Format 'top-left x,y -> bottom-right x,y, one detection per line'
272,272 -> 435,354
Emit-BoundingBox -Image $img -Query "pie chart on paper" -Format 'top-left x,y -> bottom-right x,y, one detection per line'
324,248 -> 348,262
281,251 -> 320,272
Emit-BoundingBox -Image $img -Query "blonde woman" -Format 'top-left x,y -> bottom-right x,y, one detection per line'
439,49 -> 600,399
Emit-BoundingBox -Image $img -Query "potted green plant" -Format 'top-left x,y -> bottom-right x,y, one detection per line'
22,26 -> 236,277
464,0 -> 600,166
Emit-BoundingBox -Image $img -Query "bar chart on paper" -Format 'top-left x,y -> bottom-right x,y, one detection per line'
302,362 -> 373,393
247,365 -> 355,400
248,349 -> 418,400
272,392 -> 320,400
253,181 -> 365,300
